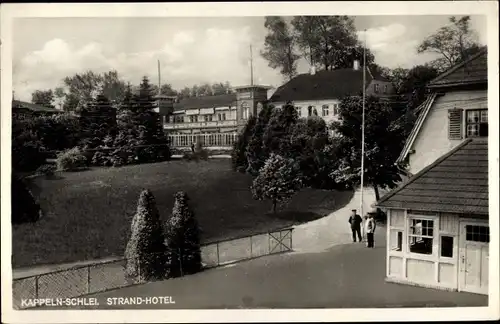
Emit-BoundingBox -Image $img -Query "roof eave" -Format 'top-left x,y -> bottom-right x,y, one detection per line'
379,138 -> 474,206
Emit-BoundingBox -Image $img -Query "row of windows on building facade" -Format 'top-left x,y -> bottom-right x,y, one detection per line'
390,218 -> 489,259
294,103 -> 341,118
168,102 -> 342,124
171,112 -> 228,124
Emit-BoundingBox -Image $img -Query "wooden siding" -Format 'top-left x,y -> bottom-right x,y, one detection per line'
409,89 -> 487,175
386,209 -> 461,290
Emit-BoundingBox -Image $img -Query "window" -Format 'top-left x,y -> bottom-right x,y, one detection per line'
390,230 -> 403,251
408,218 -> 434,255
217,113 -> 226,121
374,84 -> 380,93
440,236 -> 454,258
204,115 -> 213,122
189,115 -> 198,123
322,104 -> 329,117
308,106 -> 313,117
241,103 -> 250,120
332,103 -> 340,116
313,107 -> 318,116
466,225 -> 490,243
466,109 -> 488,137
295,106 -> 302,117
383,84 -> 388,94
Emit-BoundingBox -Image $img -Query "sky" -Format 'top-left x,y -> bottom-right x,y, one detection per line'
12,15 -> 487,102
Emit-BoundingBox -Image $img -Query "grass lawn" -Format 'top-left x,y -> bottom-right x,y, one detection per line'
12,159 -> 353,268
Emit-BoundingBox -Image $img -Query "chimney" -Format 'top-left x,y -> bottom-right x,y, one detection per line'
310,66 -> 316,75
353,60 -> 360,71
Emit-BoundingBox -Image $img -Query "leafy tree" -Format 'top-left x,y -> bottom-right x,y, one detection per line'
231,114 -> 257,173
62,70 -> 126,111
164,191 -> 202,277
291,16 -> 375,70
251,153 -> 303,214
330,95 -> 405,201
388,65 -> 439,138
262,103 -> 298,158
125,189 -> 167,281
54,87 -> 67,110
289,116 -> 331,188
261,16 -> 301,81
150,83 -> 178,97
31,90 -> 55,108
418,16 -> 484,71
246,103 -> 274,175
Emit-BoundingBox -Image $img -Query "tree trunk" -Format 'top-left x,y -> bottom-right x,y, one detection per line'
273,199 -> 277,214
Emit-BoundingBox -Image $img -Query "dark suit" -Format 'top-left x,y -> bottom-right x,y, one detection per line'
349,214 -> 363,242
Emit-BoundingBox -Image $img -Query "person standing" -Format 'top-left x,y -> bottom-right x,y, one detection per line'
365,213 -> 377,248
348,209 -> 363,242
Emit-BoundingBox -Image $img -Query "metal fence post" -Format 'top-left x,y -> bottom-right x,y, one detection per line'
137,257 -> 141,283
35,275 -> 39,299
178,248 -> 184,277
268,232 -> 271,255
216,242 -> 220,266
87,265 -> 91,294
250,235 -> 253,258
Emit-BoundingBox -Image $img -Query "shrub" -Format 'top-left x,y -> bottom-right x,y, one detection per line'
125,189 -> 168,281
164,191 -> 202,277
36,164 -> 56,178
11,174 -> 43,224
194,141 -> 209,161
91,151 -> 112,167
11,128 -> 46,172
56,147 -> 88,171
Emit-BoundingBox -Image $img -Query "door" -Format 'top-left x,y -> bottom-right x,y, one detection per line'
459,221 -> 489,295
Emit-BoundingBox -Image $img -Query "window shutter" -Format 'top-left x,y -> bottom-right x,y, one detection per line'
448,108 -> 463,139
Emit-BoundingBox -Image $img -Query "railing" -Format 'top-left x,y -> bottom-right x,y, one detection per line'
168,132 -> 238,148
164,120 -> 237,130
12,227 -> 293,309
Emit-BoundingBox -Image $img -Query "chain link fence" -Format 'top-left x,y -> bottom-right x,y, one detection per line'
12,227 -> 293,309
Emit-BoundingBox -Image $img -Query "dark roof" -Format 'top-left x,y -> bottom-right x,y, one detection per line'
173,93 -> 237,111
378,139 -> 488,215
12,100 -> 62,113
428,48 -> 487,88
269,68 -> 377,102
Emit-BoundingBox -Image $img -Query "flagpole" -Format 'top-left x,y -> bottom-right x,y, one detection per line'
360,29 -> 367,239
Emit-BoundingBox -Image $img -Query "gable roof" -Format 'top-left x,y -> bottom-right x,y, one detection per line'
12,100 -> 62,113
378,139 -> 488,215
269,68 -> 378,102
173,93 -> 237,111
428,48 -> 488,88
396,49 -> 488,164
397,93 -> 438,163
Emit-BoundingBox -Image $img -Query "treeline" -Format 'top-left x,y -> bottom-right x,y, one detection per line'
261,15 -> 485,81
29,70 -> 234,112
13,76 -> 170,173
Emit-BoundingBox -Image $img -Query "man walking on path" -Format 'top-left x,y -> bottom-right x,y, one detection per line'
365,213 -> 377,248
348,209 -> 363,242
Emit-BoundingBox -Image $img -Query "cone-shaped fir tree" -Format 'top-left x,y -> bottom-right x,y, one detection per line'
164,191 -> 202,277
125,189 -> 167,281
